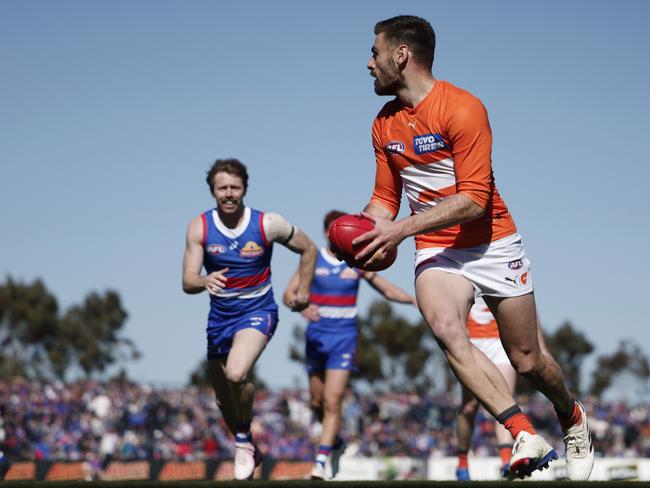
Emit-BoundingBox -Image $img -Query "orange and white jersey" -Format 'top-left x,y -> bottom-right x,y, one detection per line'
467,296 -> 499,339
370,80 -> 517,249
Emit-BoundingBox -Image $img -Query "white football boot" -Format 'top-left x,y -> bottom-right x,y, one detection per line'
510,431 -> 558,478
234,441 -> 260,480
563,401 -> 595,480
310,461 -> 329,480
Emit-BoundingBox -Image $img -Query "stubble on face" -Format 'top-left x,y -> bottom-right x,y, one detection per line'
369,34 -> 402,96
213,172 -> 245,218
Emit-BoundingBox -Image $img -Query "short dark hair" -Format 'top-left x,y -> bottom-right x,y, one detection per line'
324,210 -> 346,231
374,15 -> 436,70
206,158 -> 249,194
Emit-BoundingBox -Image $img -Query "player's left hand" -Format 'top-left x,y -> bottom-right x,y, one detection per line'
352,212 -> 404,268
289,291 -> 310,312
300,304 -> 320,322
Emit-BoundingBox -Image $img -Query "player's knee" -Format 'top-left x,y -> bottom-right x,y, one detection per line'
323,393 -> 343,415
509,350 -> 542,377
225,363 -> 249,384
428,316 -> 466,349
460,398 -> 479,416
310,398 -> 323,412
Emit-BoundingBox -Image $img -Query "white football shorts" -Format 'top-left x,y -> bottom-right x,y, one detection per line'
470,337 -> 511,365
414,233 -> 534,298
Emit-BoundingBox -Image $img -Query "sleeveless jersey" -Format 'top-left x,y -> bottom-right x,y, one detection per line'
201,206 -> 277,321
308,248 -> 363,333
466,296 -> 499,339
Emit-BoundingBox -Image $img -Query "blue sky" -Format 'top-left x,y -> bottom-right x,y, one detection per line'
1,0 -> 649,390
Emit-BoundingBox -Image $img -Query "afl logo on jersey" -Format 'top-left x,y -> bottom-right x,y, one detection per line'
386,140 -> 406,153
508,259 -> 523,270
315,267 -> 330,276
207,244 -> 226,255
240,241 -> 264,257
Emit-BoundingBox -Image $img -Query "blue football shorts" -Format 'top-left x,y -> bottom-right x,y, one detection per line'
305,327 -> 357,374
206,310 -> 278,359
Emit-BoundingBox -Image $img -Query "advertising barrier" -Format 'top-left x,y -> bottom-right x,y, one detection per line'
2,456 -> 650,481
426,456 -> 650,481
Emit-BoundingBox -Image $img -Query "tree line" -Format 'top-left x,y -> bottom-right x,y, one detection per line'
0,276 -> 139,381
1,275 -> 648,398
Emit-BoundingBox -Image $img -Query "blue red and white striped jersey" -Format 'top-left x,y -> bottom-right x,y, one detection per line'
202,206 -> 277,320
308,247 -> 363,332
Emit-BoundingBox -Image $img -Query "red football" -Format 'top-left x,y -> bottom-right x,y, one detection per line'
327,214 -> 397,272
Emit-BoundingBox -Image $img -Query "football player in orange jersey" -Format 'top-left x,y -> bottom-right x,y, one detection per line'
351,15 -> 593,480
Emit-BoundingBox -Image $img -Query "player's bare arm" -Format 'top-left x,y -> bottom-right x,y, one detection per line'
282,228 -> 317,311
264,212 -> 317,312
182,216 -> 229,295
282,270 -> 300,308
364,272 -> 416,304
399,192 -> 485,237
283,269 -> 320,321
353,194 -> 484,265
363,201 -> 396,221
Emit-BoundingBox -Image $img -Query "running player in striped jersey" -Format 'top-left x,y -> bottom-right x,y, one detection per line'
283,210 -> 415,480
352,16 -> 594,480
182,158 -> 317,480
456,296 -> 516,480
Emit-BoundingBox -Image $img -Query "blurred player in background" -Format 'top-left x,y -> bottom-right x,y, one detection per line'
183,158 -> 317,480
353,15 -> 594,479
283,210 -> 416,480
456,298 -> 554,480
455,296 -> 516,480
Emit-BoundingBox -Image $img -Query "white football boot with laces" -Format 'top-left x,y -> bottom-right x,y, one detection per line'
234,441 -> 260,480
563,401 -> 594,480
509,431 -> 558,478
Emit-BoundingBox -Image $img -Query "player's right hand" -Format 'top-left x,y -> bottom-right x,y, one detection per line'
289,290 -> 310,312
204,268 -> 229,295
353,212 -> 403,267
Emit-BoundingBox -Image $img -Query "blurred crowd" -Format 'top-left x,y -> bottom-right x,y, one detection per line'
1,378 -> 649,465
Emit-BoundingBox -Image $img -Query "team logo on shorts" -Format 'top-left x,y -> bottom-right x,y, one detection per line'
340,353 -> 352,368
249,316 -> 264,327
386,140 -> 406,153
505,272 -> 529,286
207,244 -> 226,255
508,259 -> 523,270
240,241 -> 264,257
413,133 -> 447,154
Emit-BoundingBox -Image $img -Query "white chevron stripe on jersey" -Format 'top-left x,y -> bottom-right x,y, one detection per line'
400,157 -> 455,193
317,306 -> 358,319
215,283 -> 272,299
